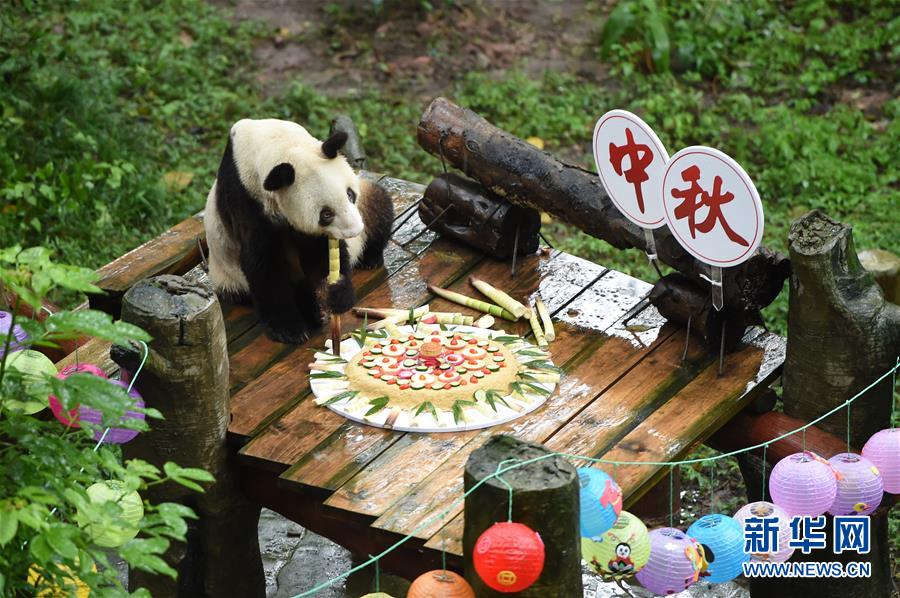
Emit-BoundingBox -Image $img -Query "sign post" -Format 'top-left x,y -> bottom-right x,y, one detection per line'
593,110 -> 670,275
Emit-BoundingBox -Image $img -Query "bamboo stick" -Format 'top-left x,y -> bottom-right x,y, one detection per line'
328,238 -> 341,355
528,302 -> 548,348
427,284 -> 517,321
383,321 -> 404,338
353,305 -> 431,319
535,295 -> 555,342
473,314 -> 495,329
469,276 -> 528,319
421,312 -> 474,326
367,305 -> 430,330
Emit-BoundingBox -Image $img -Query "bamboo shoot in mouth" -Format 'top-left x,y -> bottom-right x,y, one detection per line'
328,238 -> 341,355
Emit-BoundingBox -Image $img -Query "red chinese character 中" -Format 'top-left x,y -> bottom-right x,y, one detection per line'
609,127 -> 654,213
671,165 -> 749,247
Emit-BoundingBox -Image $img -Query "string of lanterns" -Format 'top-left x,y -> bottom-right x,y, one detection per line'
5,311 -> 895,598
293,362 -> 897,598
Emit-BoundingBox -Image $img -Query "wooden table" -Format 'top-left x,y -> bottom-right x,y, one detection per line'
64,176 -> 785,578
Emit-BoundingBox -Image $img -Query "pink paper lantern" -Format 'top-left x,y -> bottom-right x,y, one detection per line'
634,527 -> 702,596
768,452 -> 837,516
862,429 -> 900,494
49,363 -> 108,427
77,380 -> 145,444
827,452 -> 883,516
733,501 -> 794,563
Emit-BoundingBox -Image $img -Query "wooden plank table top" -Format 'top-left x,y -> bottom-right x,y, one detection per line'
61,175 -> 786,571
229,180 -> 786,563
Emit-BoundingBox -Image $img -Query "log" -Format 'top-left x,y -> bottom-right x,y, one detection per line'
111,275 -> 265,597
463,435 -> 582,597
648,273 -> 750,352
330,114 -> 367,170
421,173 -> 541,259
783,210 -> 900,447
417,97 -> 790,315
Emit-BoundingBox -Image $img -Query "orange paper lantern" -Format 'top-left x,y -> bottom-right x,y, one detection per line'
407,570 -> 474,598
473,522 -> 544,593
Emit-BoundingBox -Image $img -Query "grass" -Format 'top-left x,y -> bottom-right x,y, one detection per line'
2,0 -> 897,583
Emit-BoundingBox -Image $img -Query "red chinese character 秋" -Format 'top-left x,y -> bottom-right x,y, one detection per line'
609,127 -> 654,213
671,165 -> 749,247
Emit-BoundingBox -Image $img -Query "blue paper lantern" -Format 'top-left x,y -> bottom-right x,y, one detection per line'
687,513 -> 749,583
578,467 -> 623,538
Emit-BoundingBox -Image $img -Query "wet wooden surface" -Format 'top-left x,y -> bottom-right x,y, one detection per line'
61,176 -> 786,565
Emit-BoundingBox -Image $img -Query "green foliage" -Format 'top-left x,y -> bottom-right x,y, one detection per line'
599,0 -> 671,73
0,247 -> 209,596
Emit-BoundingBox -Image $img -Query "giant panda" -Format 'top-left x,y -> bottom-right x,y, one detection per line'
203,118 -> 394,344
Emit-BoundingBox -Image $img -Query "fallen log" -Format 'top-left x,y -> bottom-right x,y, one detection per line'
421,173 -> 541,259
417,97 -> 790,315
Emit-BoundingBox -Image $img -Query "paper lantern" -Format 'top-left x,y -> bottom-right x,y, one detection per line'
733,501 -> 794,563
4,349 -> 56,414
862,429 -> 900,494
577,467 -> 622,538
581,510 -> 650,579
27,563 -> 94,597
0,310 -> 28,358
76,480 -> 143,548
49,364 -> 108,427
407,570 -> 474,598
473,522 -> 544,593
77,380 -> 145,444
634,527 -> 702,595
827,452 -> 883,516
686,513 -> 748,583
360,594 -> 394,598
768,451 -> 837,516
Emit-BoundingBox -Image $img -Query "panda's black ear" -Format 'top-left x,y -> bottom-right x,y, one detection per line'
263,163 -> 295,191
321,131 -> 348,159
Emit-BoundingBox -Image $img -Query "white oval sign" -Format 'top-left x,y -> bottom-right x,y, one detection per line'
662,146 -> 764,267
593,109 -> 669,229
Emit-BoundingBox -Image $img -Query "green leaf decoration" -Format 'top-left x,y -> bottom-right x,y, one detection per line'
316,354 -> 347,364
309,370 -> 347,380
408,307 -> 415,326
451,399 -> 476,424
365,396 -> 389,417
485,389 -> 510,411
491,335 -> 519,344
414,401 -> 438,420
515,349 -> 548,358
324,390 -> 358,406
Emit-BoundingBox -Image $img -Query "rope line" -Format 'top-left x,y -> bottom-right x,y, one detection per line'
291,362 -> 899,597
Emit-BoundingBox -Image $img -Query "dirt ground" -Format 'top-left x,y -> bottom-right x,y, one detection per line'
213,0 -> 608,99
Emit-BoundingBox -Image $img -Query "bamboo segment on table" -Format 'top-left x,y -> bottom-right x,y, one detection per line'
236,238 -> 483,461
368,278 -> 666,543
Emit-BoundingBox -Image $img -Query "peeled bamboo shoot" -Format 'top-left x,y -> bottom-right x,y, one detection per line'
528,304 -> 548,348
328,238 -> 341,284
469,277 -> 528,319
474,314 -> 495,328
535,295 -> 555,342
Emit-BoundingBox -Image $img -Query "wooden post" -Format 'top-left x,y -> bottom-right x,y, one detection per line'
783,210 -> 900,447
111,275 -> 265,597
463,435 -> 582,597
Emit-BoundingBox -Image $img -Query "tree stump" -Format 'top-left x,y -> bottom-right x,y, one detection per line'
421,173 -> 541,259
463,435 -> 582,597
111,275 -> 265,597
783,210 -> 900,447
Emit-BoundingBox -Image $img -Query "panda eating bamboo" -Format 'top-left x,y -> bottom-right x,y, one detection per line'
203,118 -> 394,344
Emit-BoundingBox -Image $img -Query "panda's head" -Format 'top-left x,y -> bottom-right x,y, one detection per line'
230,118 -> 364,239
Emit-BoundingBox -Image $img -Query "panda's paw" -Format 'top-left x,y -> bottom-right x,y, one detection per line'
326,277 -> 356,314
263,322 -> 310,345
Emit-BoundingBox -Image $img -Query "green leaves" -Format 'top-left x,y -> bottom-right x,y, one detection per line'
414,401 -> 437,420
324,390 -> 358,406
365,396 -> 389,417
44,310 -> 151,345
309,370 -> 348,380
0,507 -> 18,546
163,463 -> 215,493
120,537 -> 177,579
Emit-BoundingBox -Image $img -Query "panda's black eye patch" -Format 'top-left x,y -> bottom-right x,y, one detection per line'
319,207 -> 335,226
347,188 -> 357,204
